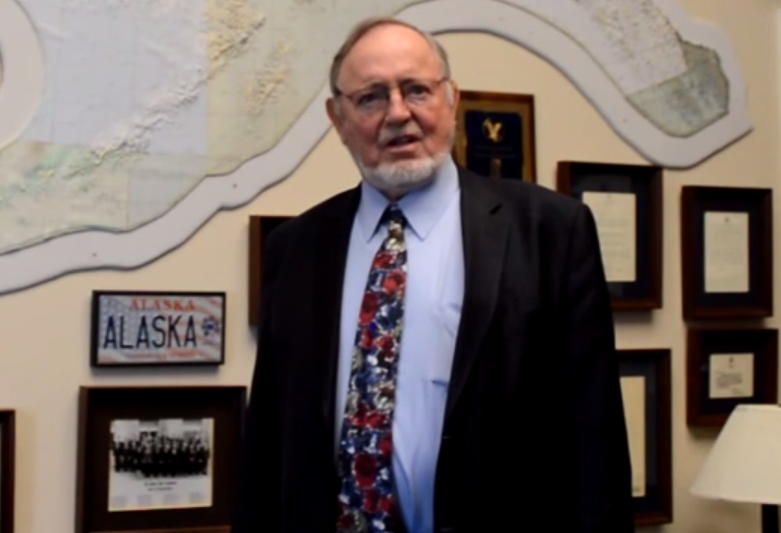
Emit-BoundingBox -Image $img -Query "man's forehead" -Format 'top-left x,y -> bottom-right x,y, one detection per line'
339,25 -> 440,85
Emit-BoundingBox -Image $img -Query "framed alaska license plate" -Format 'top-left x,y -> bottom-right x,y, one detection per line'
90,291 -> 226,367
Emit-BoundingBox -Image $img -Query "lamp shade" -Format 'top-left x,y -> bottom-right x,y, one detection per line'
691,404 -> 781,505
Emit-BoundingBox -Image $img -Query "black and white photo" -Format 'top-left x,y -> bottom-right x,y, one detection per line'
108,418 -> 212,512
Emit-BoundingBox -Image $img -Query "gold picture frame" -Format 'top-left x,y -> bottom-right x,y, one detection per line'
453,90 -> 537,183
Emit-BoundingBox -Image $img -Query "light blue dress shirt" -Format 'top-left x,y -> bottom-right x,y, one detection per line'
336,156 -> 464,533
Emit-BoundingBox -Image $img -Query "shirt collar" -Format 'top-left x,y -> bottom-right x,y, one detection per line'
356,155 -> 459,242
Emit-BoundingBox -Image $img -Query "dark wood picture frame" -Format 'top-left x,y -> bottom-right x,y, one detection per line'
90,291 -> 227,368
686,327 -> 778,427
0,410 -> 15,533
617,349 -> 672,527
248,215 -> 292,326
453,90 -> 537,183
557,161 -> 663,311
680,186 -> 773,319
75,386 -> 246,533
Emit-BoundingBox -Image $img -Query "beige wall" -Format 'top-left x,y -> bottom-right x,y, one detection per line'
0,0 -> 778,531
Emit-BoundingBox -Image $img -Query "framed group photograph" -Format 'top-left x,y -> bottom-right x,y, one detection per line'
90,291 -> 227,368
686,328 -> 778,427
453,90 -> 537,183
680,186 -> 773,319
557,161 -> 663,311
0,410 -> 15,533
248,214 -> 292,326
75,386 -> 246,533
617,349 -> 672,527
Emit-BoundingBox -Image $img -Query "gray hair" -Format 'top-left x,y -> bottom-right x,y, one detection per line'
328,17 -> 452,99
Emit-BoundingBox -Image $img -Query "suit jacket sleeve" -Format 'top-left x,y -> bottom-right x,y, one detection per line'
233,228 -> 284,533
564,203 -> 635,532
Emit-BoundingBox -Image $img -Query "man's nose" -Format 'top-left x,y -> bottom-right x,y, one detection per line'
384,90 -> 412,124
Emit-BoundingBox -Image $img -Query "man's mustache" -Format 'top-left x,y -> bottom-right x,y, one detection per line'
377,126 -> 424,146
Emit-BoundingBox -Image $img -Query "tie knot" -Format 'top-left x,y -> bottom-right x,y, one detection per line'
382,203 -> 406,229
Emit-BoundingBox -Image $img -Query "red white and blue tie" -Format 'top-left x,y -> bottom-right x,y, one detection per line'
336,204 -> 407,533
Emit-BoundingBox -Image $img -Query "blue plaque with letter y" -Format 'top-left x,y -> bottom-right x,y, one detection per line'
464,110 -> 524,180
454,90 -> 537,182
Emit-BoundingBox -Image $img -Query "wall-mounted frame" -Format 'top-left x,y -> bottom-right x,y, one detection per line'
453,90 -> 537,183
686,327 -> 778,427
0,410 -> 15,533
75,386 -> 246,533
248,215 -> 292,326
617,349 -> 672,528
90,291 -> 226,367
557,161 -> 662,311
680,186 -> 773,319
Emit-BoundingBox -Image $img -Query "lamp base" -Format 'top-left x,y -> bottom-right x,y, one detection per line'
762,504 -> 779,533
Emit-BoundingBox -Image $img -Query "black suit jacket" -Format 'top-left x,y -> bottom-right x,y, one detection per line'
233,167 -> 635,533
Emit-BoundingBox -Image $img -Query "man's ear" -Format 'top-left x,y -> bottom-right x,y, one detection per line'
326,97 -> 347,144
447,79 -> 460,120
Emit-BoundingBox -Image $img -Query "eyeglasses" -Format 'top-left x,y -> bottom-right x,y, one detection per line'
334,77 -> 448,115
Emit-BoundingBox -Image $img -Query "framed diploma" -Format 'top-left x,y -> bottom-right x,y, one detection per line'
686,327 -> 778,427
556,161 -> 662,311
453,90 -> 537,182
75,386 -> 246,533
617,349 -> 672,527
248,214 -> 292,326
680,186 -> 772,319
0,411 -> 14,533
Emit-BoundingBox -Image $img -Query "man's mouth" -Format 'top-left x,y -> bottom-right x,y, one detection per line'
385,135 -> 419,147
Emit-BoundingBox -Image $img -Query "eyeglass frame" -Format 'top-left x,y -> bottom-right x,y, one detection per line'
332,76 -> 450,115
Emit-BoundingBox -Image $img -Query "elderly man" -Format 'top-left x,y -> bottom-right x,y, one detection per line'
233,16 -> 635,533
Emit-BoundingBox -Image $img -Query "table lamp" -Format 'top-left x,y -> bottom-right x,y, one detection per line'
690,404 -> 781,533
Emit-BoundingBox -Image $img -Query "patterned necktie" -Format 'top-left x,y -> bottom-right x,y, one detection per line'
336,203 -> 408,533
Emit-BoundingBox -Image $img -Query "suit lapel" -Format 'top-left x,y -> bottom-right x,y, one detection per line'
445,170 -> 509,421
314,187 -> 362,435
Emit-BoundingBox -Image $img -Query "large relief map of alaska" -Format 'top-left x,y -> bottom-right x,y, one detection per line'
0,0 -> 751,293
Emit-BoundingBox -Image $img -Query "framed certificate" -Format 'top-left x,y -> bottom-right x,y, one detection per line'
617,349 -> 672,527
686,328 -> 778,427
680,186 -> 772,319
0,411 -> 14,533
453,90 -> 537,182
556,161 -> 663,311
75,386 -> 246,533
248,215 -> 292,326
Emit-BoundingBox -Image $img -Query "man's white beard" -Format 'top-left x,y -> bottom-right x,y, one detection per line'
356,152 -> 446,198
354,127 -> 456,198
